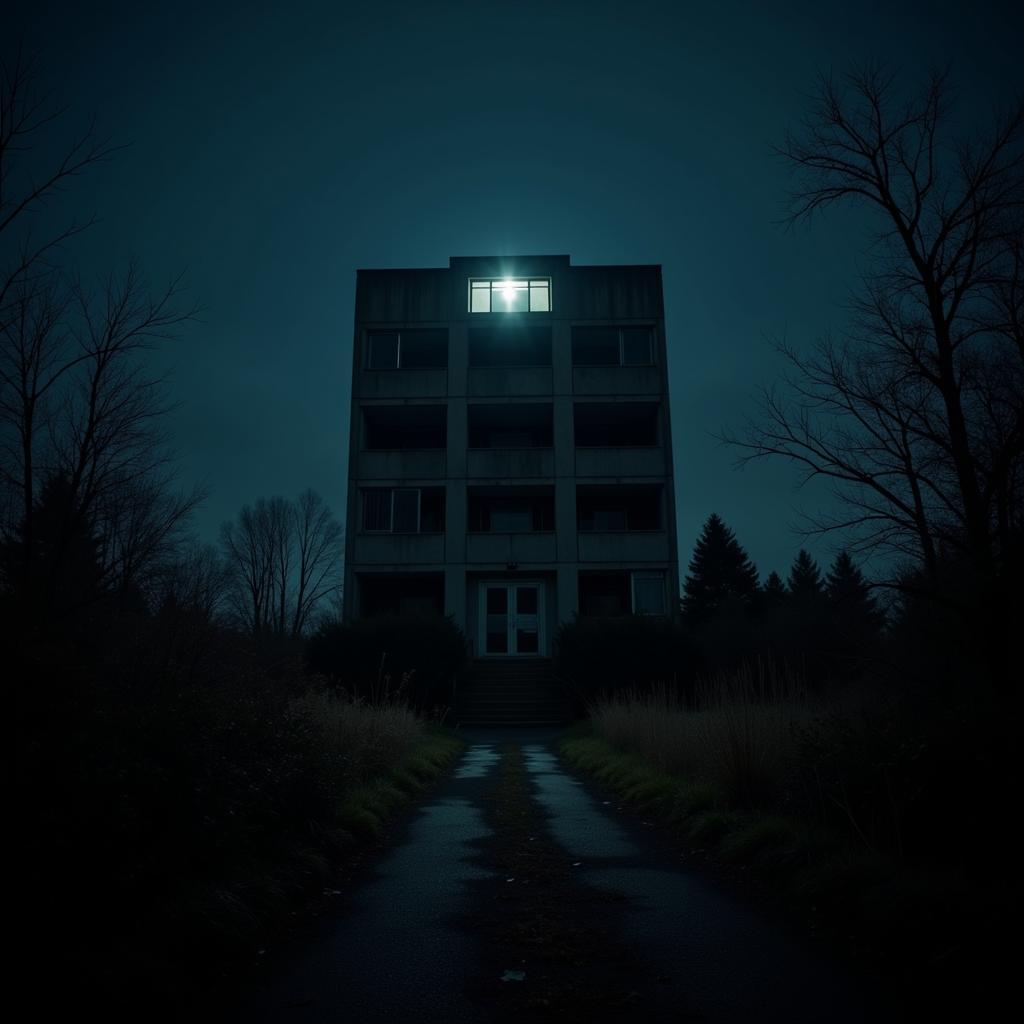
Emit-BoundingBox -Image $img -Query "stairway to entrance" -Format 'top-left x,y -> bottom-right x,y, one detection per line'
456,657 -> 569,726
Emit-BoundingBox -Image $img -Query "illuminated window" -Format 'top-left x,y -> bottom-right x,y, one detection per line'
468,278 -> 551,313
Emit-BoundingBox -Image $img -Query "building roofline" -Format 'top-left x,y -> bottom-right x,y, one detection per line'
355,256 -> 663,274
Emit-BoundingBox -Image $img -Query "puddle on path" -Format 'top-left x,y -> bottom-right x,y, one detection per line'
522,744 -> 636,858
455,742 -> 502,778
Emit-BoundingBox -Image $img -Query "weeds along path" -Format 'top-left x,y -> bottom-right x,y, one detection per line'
234,731 -> 891,1023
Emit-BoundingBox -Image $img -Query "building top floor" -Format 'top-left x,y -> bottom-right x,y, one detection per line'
354,255 -> 663,324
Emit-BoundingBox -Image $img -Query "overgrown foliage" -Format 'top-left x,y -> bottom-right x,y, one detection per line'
306,613 -> 468,711
554,614 -> 698,709
723,64 -> 1023,688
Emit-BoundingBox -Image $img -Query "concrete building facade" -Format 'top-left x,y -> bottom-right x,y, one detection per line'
343,254 -> 679,659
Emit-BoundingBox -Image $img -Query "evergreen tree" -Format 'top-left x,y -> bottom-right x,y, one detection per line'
787,549 -> 824,602
682,513 -> 759,620
826,550 -> 884,635
760,570 -> 787,608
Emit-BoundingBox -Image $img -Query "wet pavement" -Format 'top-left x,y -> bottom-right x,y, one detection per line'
234,729 -> 893,1022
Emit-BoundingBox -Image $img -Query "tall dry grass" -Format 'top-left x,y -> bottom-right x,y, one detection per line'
589,660 -> 813,806
289,689 -> 426,791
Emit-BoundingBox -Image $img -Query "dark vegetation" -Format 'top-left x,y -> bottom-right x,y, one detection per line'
307,613 -> 468,710
560,65 -> 1022,1010
2,52 -> 462,1014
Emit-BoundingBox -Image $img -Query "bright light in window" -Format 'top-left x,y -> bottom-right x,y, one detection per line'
468,277 -> 550,313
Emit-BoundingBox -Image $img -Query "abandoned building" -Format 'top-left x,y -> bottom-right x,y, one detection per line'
343,255 -> 679,718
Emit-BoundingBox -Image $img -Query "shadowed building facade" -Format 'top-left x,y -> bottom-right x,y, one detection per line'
344,254 -> 679,662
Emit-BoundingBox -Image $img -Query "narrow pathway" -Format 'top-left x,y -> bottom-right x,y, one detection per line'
232,730 -> 893,1022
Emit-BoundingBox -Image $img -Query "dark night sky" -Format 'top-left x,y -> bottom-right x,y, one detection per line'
7,0 -> 1021,583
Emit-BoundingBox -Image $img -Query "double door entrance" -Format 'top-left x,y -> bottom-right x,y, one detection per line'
480,581 -> 544,656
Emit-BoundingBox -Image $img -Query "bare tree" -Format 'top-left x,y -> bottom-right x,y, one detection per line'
0,50 -> 201,617
291,489 -> 344,637
220,491 -> 342,641
725,66 -> 1023,627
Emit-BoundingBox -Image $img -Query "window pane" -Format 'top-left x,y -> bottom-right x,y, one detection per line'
471,284 -> 491,312
529,282 -> 550,312
572,326 -> 620,365
516,587 -> 538,614
400,329 -> 448,368
515,628 -> 538,653
362,490 -> 392,531
491,504 -> 532,531
493,280 -> 529,312
392,489 -> 420,532
486,587 -> 507,614
633,576 -> 665,615
593,507 -> 628,531
419,490 -> 444,532
469,325 -> 551,366
486,627 -> 508,653
579,573 -> 630,616
622,327 -> 653,365
367,332 -> 399,369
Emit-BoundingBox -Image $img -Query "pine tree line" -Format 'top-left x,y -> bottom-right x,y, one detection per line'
680,513 -> 883,682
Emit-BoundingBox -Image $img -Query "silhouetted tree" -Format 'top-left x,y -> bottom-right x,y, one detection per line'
826,551 -> 880,622
787,549 -> 823,602
761,570 -> 787,608
723,64 -> 1023,685
824,550 -> 884,672
0,51 -> 200,622
0,471 -> 103,621
220,490 -> 343,641
682,513 -> 759,621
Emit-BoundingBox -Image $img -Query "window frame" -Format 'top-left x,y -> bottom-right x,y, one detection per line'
365,329 -> 447,371
361,487 -> 432,533
631,572 -> 667,616
468,277 -> 552,314
571,325 -> 655,368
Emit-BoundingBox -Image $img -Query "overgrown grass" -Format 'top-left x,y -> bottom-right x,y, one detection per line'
188,692 -> 464,943
561,669 -> 1015,1013
17,649 -> 464,1011
589,661 -> 810,806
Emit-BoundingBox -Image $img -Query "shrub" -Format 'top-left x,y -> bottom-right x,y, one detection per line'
554,614 -> 697,708
305,614 -> 468,710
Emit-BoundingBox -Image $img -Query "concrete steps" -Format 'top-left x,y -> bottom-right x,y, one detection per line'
456,658 -> 569,726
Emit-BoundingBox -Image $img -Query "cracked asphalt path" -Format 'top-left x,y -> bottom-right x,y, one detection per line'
231,730 -> 893,1022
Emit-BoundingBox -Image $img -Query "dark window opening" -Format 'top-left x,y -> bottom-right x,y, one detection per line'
363,405 -> 446,449
467,487 -> 555,532
572,325 -> 653,367
577,486 -> 661,531
578,571 -> 666,616
468,404 -> 553,448
360,574 -> 444,617
366,328 -> 448,369
574,402 -> 659,447
469,325 -> 552,367
361,487 -> 445,533
578,572 -> 631,616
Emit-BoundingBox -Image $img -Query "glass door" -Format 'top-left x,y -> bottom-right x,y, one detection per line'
484,585 -> 509,654
482,582 -> 543,655
512,584 -> 539,654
